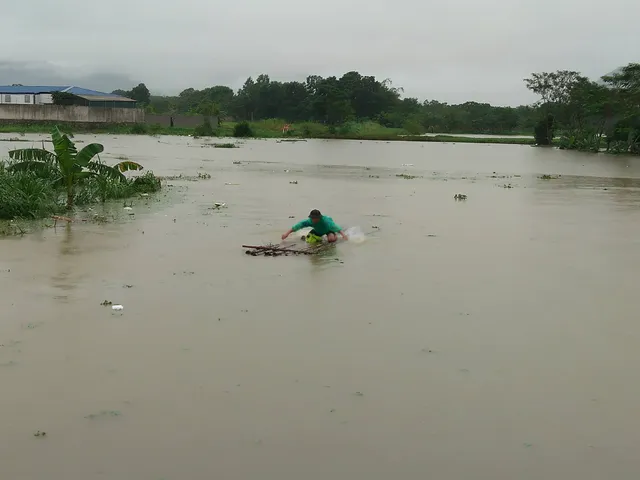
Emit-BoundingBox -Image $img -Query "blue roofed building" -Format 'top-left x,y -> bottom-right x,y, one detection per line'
0,85 -> 137,108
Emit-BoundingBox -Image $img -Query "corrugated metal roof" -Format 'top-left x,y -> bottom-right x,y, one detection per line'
0,85 -> 65,94
0,85 -> 130,99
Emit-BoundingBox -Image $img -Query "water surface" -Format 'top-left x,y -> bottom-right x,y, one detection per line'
2,134 -> 640,479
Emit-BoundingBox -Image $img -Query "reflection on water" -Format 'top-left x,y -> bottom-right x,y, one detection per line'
1,135 -> 640,480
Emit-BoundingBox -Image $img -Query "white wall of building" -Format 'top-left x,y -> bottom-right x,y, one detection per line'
0,93 -> 54,105
36,94 -> 53,104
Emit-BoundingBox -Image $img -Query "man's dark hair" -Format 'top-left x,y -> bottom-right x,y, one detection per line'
309,209 -> 322,219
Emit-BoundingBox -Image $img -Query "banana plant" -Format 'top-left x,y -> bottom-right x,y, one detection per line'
8,127 -> 143,208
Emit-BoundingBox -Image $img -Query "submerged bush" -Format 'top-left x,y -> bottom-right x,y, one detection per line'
0,161 -> 162,220
75,172 -> 162,204
233,122 -> 254,138
0,127 -> 160,222
132,171 -> 162,193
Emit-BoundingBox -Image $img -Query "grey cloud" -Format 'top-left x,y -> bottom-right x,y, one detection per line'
1,0 -> 638,105
0,61 -> 138,93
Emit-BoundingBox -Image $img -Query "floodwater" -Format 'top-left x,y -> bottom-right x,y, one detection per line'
423,132 -> 533,139
2,133 -> 640,480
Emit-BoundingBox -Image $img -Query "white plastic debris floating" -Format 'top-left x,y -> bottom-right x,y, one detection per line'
111,305 -> 124,311
124,207 -> 133,211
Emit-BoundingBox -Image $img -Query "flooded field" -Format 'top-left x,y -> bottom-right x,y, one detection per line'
2,134 -> 640,480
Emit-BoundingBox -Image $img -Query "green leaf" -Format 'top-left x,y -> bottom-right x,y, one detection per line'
113,160 -> 143,173
87,161 -> 125,181
75,143 -> 105,166
6,160 -> 56,175
8,148 -> 56,163
51,126 -> 77,174
74,171 -> 98,180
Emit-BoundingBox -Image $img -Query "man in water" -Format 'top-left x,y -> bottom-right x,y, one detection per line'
281,209 -> 348,244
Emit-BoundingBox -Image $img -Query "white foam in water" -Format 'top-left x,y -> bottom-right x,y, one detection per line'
344,226 -> 366,244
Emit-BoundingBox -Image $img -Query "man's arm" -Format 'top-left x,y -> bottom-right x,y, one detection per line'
327,218 -> 348,240
282,219 -> 312,240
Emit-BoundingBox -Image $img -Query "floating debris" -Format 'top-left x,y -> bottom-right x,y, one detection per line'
51,215 -> 73,227
289,181 -> 298,185
100,300 -> 113,306
539,174 -> 560,180
396,173 -> 420,180
33,430 -> 47,437
111,305 -> 124,311
197,172 -> 212,179
454,193 -> 468,200
85,410 -> 122,419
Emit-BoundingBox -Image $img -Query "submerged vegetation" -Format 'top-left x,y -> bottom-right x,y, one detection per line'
0,127 -> 161,224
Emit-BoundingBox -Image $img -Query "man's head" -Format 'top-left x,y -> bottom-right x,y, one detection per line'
309,209 -> 322,224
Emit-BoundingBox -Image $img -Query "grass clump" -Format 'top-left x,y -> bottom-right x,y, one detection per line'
0,167 -> 63,219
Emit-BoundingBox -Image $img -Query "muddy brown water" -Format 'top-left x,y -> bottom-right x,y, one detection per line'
2,134 -> 640,479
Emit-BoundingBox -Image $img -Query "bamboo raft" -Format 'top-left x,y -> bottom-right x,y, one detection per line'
242,242 -> 330,256
243,228 -> 375,257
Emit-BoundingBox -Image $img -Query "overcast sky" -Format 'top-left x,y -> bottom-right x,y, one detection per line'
1,0 -> 638,105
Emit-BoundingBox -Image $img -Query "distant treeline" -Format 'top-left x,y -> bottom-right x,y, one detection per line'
114,63 -> 639,152
116,73 -> 538,135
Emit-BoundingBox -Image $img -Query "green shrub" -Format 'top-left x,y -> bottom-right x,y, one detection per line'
233,122 -> 254,138
403,118 -> 425,135
129,123 -> 149,134
194,118 -> 215,137
149,123 -> 164,134
338,123 -> 352,135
